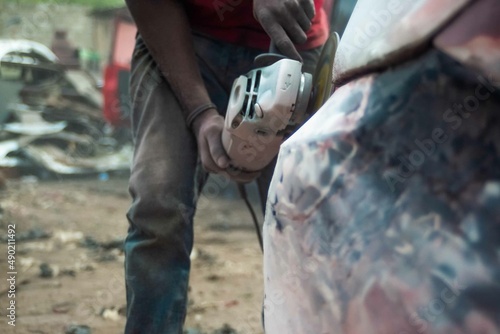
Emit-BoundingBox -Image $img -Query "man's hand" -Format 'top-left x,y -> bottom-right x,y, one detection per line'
192,109 -> 229,173
192,109 -> 261,183
254,0 -> 316,61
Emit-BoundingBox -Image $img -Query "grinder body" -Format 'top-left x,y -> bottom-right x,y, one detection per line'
222,58 -> 312,172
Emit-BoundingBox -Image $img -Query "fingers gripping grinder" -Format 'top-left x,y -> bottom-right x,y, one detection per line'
222,33 -> 339,172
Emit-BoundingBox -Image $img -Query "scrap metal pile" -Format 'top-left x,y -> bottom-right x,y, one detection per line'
0,39 -> 131,177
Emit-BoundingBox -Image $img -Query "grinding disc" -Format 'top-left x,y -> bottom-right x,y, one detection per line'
309,31 -> 339,113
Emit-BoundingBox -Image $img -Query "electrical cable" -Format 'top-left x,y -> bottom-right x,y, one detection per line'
237,183 -> 263,252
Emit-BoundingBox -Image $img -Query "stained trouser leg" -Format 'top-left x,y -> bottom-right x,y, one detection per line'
124,36 -> 204,334
123,32 -> 256,333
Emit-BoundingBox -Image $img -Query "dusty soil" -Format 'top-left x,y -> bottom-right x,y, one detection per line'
0,175 -> 264,334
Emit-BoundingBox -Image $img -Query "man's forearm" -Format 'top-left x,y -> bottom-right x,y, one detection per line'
125,0 -> 214,122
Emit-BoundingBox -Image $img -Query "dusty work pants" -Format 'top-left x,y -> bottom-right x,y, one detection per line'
124,32 -> 320,334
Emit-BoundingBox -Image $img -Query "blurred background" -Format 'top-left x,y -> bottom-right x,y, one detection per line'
0,0 -> 135,180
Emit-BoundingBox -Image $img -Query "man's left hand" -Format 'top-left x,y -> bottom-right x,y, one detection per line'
253,0 -> 315,61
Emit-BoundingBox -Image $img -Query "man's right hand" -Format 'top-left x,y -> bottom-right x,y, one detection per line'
192,109 -> 261,183
192,109 -> 230,174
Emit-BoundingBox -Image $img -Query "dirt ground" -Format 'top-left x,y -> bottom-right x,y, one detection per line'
0,174 -> 265,334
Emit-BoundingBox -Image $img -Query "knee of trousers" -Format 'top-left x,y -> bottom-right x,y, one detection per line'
126,163 -> 196,242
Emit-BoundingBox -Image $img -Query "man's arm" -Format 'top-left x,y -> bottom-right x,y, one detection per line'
125,0 -> 315,180
125,0 -> 230,173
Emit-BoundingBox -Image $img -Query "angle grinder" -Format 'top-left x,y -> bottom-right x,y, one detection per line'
222,32 -> 339,172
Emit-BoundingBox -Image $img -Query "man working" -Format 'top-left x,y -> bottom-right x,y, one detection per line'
123,0 -> 328,332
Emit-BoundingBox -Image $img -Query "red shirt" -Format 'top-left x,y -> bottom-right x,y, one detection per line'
185,0 -> 328,50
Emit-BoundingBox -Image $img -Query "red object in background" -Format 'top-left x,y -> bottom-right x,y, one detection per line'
103,62 -> 131,126
102,12 -> 136,126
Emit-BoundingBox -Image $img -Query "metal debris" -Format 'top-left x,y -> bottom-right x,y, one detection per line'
81,235 -> 124,251
3,227 -> 51,242
0,39 -> 131,177
100,306 -> 122,321
39,262 -> 59,278
212,324 -> 238,334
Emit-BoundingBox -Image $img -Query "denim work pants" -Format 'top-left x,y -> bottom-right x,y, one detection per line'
124,32 -> 321,334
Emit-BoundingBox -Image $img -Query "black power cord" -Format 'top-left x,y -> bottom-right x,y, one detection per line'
237,183 -> 263,252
